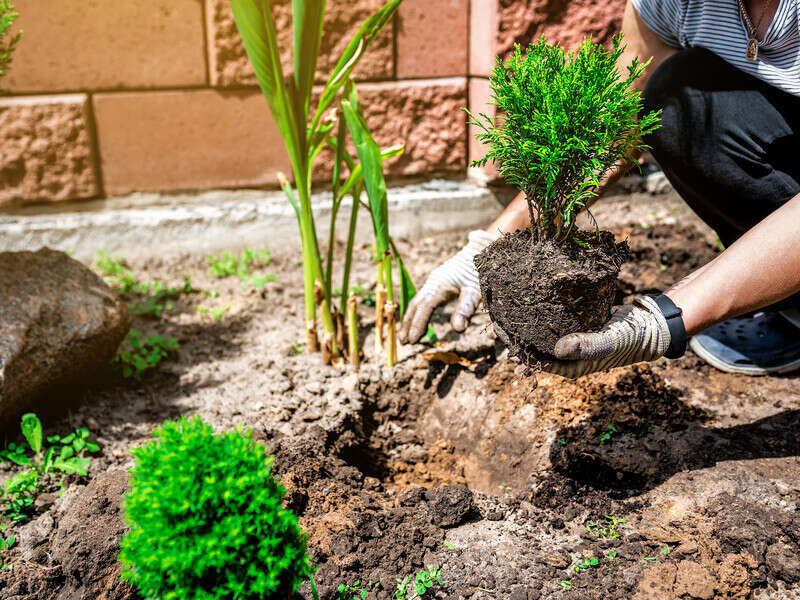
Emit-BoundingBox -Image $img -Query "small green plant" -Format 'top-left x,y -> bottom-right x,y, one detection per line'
394,567 -> 443,600
113,330 -> 178,380
196,304 -> 231,322
599,425 -> 618,445
572,557 -> 599,574
336,580 -> 381,600
607,550 -> 618,560
120,417 -> 314,599
585,515 -> 626,539
661,544 -> 670,556
467,34 -> 660,241
560,580 -> 576,591
641,556 -> 659,565
0,534 -> 15,569
94,251 -> 194,319
443,540 -> 455,550
207,248 -> 276,289
0,0 -> 20,82
0,414 -> 99,523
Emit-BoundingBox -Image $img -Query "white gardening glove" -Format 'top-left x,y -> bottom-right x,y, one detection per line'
399,230 -> 500,344
547,296 -> 671,378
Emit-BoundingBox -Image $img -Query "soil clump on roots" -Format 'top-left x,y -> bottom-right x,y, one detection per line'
475,228 -> 628,364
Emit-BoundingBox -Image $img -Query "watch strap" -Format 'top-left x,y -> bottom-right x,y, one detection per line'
653,294 -> 687,359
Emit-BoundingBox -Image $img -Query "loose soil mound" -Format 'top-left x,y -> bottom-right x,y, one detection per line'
0,194 -> 798,600
475,228 -> 628,364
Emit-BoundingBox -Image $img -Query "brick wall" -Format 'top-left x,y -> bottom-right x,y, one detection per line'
0,0 -> 623,208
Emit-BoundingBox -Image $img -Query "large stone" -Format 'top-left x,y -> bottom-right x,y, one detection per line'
497,0 -> 626,56
5,0 -> 206,92
93,90 -> 292,195
397,0 -> 468,78
313,78 -> 468,181
0,95 -> 99,207
424,485 -> 476,527
206,0 -> 394,87
0,249 -> 131,423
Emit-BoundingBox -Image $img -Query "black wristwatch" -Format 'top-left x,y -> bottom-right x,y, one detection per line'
653,294 -> 687,359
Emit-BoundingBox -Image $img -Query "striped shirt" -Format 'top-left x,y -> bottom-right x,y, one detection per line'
632,0 -> 800,96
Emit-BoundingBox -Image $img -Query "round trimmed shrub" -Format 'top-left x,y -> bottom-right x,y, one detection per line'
120,417 -> 313,600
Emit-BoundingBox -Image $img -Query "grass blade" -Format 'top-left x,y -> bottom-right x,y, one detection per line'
292,0 -> 326,119
310,0 -> 401,135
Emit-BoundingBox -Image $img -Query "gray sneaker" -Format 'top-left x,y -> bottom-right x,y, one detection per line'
689,309 -> 800,375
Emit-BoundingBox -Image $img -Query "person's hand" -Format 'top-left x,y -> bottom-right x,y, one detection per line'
399,230 -> 500,344
547,296 -> 671,378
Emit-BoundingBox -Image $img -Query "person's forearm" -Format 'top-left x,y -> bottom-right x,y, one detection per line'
666,194 -> 800,336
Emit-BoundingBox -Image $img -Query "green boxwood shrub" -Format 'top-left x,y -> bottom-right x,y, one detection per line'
120,417 -> 313,600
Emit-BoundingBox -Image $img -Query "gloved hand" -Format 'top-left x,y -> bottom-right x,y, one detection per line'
399,230 -> 500,344
547,296 -> 671,378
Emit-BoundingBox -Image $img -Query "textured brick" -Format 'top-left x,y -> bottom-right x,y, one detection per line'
0,95 -> 98,206
470,0 -> 500,77
207,0 -> 394,87
497,0 -> 626,56
5,0 -> 205,92
397,0 -> 467,78
467,77 -> 498,179
313,78 -> 468,181
93,90 -> 291,196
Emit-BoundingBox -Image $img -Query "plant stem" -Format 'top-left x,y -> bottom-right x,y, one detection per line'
381,250 -> 396,367
374,267 -> 386,354
340,184 -> 360,309
347,294 -> 360,368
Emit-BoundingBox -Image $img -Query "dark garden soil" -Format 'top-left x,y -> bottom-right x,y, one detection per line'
1,191 -> 799,600
475,228 -> 628,364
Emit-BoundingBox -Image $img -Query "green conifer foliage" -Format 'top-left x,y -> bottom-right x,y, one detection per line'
120,417 -> 313,600
467,35 -> 661,241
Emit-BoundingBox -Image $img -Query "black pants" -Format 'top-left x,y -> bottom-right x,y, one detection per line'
642,46 -> 800,309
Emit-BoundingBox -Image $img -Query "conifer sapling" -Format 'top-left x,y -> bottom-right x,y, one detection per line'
468,35 -> 660,364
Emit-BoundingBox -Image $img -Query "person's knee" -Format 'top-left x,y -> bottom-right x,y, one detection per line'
641,48 -> 720,166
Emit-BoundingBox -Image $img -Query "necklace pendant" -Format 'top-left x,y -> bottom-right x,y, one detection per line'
747,37 -> 759,61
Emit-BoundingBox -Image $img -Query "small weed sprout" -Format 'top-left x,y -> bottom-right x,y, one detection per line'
466,35 -> 660,242
0,535 -> 15,569
0,414 -> 100,523
560,580 -> 576,591
599,425 -> 619,445
196,304 -> 231,322
336,580 -> 381,600
120,417 -> 314,599
585,515 -> 627,539
395,567 -> 443,600
113,330 -> 178,380
572,557 -> 599,574
207,248 -> 276,289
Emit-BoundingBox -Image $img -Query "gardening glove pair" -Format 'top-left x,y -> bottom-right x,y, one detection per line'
547,296 -> 671,378
399,230 -> 500,344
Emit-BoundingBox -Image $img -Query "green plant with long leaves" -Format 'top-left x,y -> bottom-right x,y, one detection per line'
0,0 -> 20,82
232,0 -> 415,367
467,34 -> 661,242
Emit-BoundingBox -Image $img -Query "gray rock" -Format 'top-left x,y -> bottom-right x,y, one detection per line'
425,485 -> 476,527
0,248 -> 130,424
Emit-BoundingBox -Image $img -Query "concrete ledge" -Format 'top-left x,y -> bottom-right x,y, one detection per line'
0,180 -> 503,261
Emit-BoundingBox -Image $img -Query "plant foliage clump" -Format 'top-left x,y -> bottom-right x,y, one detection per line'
120,417 -> 313,600
0,0 -> 20,82
468,35 -> 660,241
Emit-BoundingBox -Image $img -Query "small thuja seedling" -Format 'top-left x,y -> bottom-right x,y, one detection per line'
120,417 -> 314,599
467,34 -> 660,242
113,329 -> 178,380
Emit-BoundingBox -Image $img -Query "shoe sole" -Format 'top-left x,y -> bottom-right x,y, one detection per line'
689,337 -> 800,376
